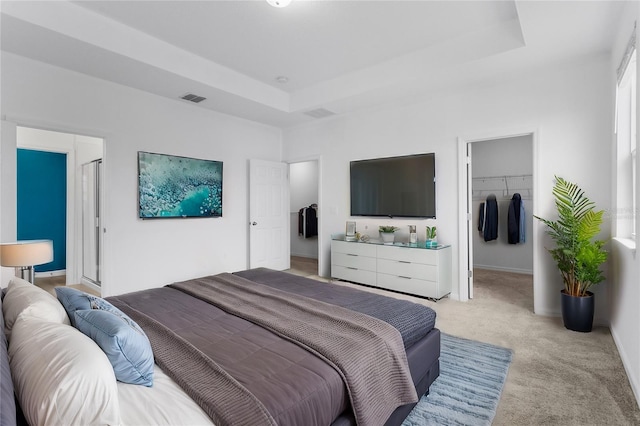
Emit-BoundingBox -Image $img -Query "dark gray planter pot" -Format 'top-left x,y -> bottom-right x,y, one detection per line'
561,290 -> 594,332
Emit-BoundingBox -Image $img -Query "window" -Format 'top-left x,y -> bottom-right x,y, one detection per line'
616,38 -> 637,240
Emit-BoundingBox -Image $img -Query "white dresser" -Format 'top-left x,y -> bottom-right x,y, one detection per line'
331,239 -> 452,300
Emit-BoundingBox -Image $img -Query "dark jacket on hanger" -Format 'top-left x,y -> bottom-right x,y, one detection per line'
298,205 -> 318,238
508,193 -> 522,244
304,205 -> 318,238
482,194 -> 499,242
298,208 -> 304,236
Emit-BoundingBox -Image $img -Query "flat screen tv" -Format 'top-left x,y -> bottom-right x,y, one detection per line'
350,153 -> 435,218
138,151 -> 223,219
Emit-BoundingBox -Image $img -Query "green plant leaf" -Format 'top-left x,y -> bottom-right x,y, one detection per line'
379,225 -> 398,233
534,176 -> 607,295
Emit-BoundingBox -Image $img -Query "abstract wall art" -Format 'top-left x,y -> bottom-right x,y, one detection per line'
138,151 -> 223,219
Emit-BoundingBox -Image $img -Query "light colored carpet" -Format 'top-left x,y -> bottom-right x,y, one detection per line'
403,334 -> 513,426
326,268 -> 640,425
34,275 -> 100,297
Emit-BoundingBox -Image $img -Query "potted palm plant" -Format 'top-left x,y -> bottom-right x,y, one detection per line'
379,226 -> 398,244
534,176 -> 607,332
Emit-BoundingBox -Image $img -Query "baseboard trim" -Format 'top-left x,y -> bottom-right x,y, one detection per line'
611,327 -> 640,410
473,264 -> 533,275
35,269 -> 66,278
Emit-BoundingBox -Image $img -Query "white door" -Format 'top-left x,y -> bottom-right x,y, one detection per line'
466,143 -> 474,299
249,159 -> 290,270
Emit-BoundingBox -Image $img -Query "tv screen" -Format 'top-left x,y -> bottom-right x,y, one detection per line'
350,153 -> 435,218
138,151 -> 223,219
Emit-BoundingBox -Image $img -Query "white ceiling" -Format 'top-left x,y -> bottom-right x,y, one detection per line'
0,1 -> 625,128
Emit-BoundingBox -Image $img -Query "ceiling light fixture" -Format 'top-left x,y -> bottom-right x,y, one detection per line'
267,0 -> 292,8
275,76 -> 289,84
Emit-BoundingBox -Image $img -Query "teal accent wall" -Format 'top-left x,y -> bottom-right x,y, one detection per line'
17,149 -> 67,272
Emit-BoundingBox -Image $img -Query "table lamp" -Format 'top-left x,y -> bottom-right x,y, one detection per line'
0,240 -> 54,284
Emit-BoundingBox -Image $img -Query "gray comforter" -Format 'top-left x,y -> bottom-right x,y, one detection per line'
169,273 -> 418,426
113,298 -> 278,426
109,271 -> 435,426
235,268 -> 436,348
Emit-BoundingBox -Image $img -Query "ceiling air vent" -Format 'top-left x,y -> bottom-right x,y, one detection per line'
304,108 -> 336,119
180,93 -> 207,103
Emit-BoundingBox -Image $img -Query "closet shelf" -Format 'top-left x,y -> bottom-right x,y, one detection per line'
472,174 -> 532,200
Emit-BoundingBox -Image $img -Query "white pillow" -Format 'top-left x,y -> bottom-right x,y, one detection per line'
2,277 -> 70,338
9,317 -> 121,426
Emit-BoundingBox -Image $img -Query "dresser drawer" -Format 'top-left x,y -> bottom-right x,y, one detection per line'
377,258 -> 437,281
331,265 -> 377,286
376,273 -> 437,298
376,245 -> 438,265
331,240 -> 377,257
332,252 -> 376,271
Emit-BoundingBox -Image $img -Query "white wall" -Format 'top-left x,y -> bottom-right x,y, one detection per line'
283,53 -> 612,325
0,121 -> 17,286
609,0 -> 640,409
1,53 -> 282,296
472,135 -> 533,274
289,161 -> 318,258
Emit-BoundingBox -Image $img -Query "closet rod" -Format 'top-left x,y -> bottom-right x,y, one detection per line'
472,173 -> 532,180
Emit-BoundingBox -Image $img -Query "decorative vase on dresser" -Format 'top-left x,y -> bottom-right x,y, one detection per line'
378,226 -> 398,245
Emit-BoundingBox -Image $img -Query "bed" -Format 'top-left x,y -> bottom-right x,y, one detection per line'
1,268 -> 440,426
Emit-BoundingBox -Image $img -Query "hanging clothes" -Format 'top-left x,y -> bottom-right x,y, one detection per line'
305,204 -> 318,238
519,200 -> 526,243
508,193 -> 521,244
298,204 -> 318,238
478,202 -> 485,232
482,194 -> 499,242
508,193 -> 526,244
298,207 -> 305,236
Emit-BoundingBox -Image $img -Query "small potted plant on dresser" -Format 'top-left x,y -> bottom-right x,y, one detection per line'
379,226 -> 398,244
535,176 -> 607,332
425,226 -> 437,248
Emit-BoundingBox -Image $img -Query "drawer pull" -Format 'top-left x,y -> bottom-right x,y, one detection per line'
398,276 -> 412,280
347,254 -> 358,257
398,260 -> 411,264
347,267 -> 358,270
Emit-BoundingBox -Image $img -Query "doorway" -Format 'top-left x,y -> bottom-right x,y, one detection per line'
458,130 -> 538,311
16,126 -> 104,292
470,135 -> 534,311
289,160 -> 320,277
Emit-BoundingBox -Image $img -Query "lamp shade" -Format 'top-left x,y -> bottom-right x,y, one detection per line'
0,240 -> 54,267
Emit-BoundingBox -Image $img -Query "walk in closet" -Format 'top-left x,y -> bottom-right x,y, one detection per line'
471,135 -> 534,275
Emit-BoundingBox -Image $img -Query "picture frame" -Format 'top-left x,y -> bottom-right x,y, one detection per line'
137,151 -> 223,219
345,221 -> 357,241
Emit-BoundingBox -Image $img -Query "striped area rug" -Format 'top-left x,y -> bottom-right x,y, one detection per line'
403,333 -> 513,426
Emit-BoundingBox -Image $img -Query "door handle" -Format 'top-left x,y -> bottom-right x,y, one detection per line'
251,222 -> 258,226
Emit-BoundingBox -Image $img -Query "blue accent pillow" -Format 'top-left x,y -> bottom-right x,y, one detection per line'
74,308 -> 154,386
54,287 -> 92,326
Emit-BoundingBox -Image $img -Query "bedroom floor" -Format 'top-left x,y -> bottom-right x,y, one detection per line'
288,256 -> 319,277
34,275 -> 100,296
324,268 -> 640,426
